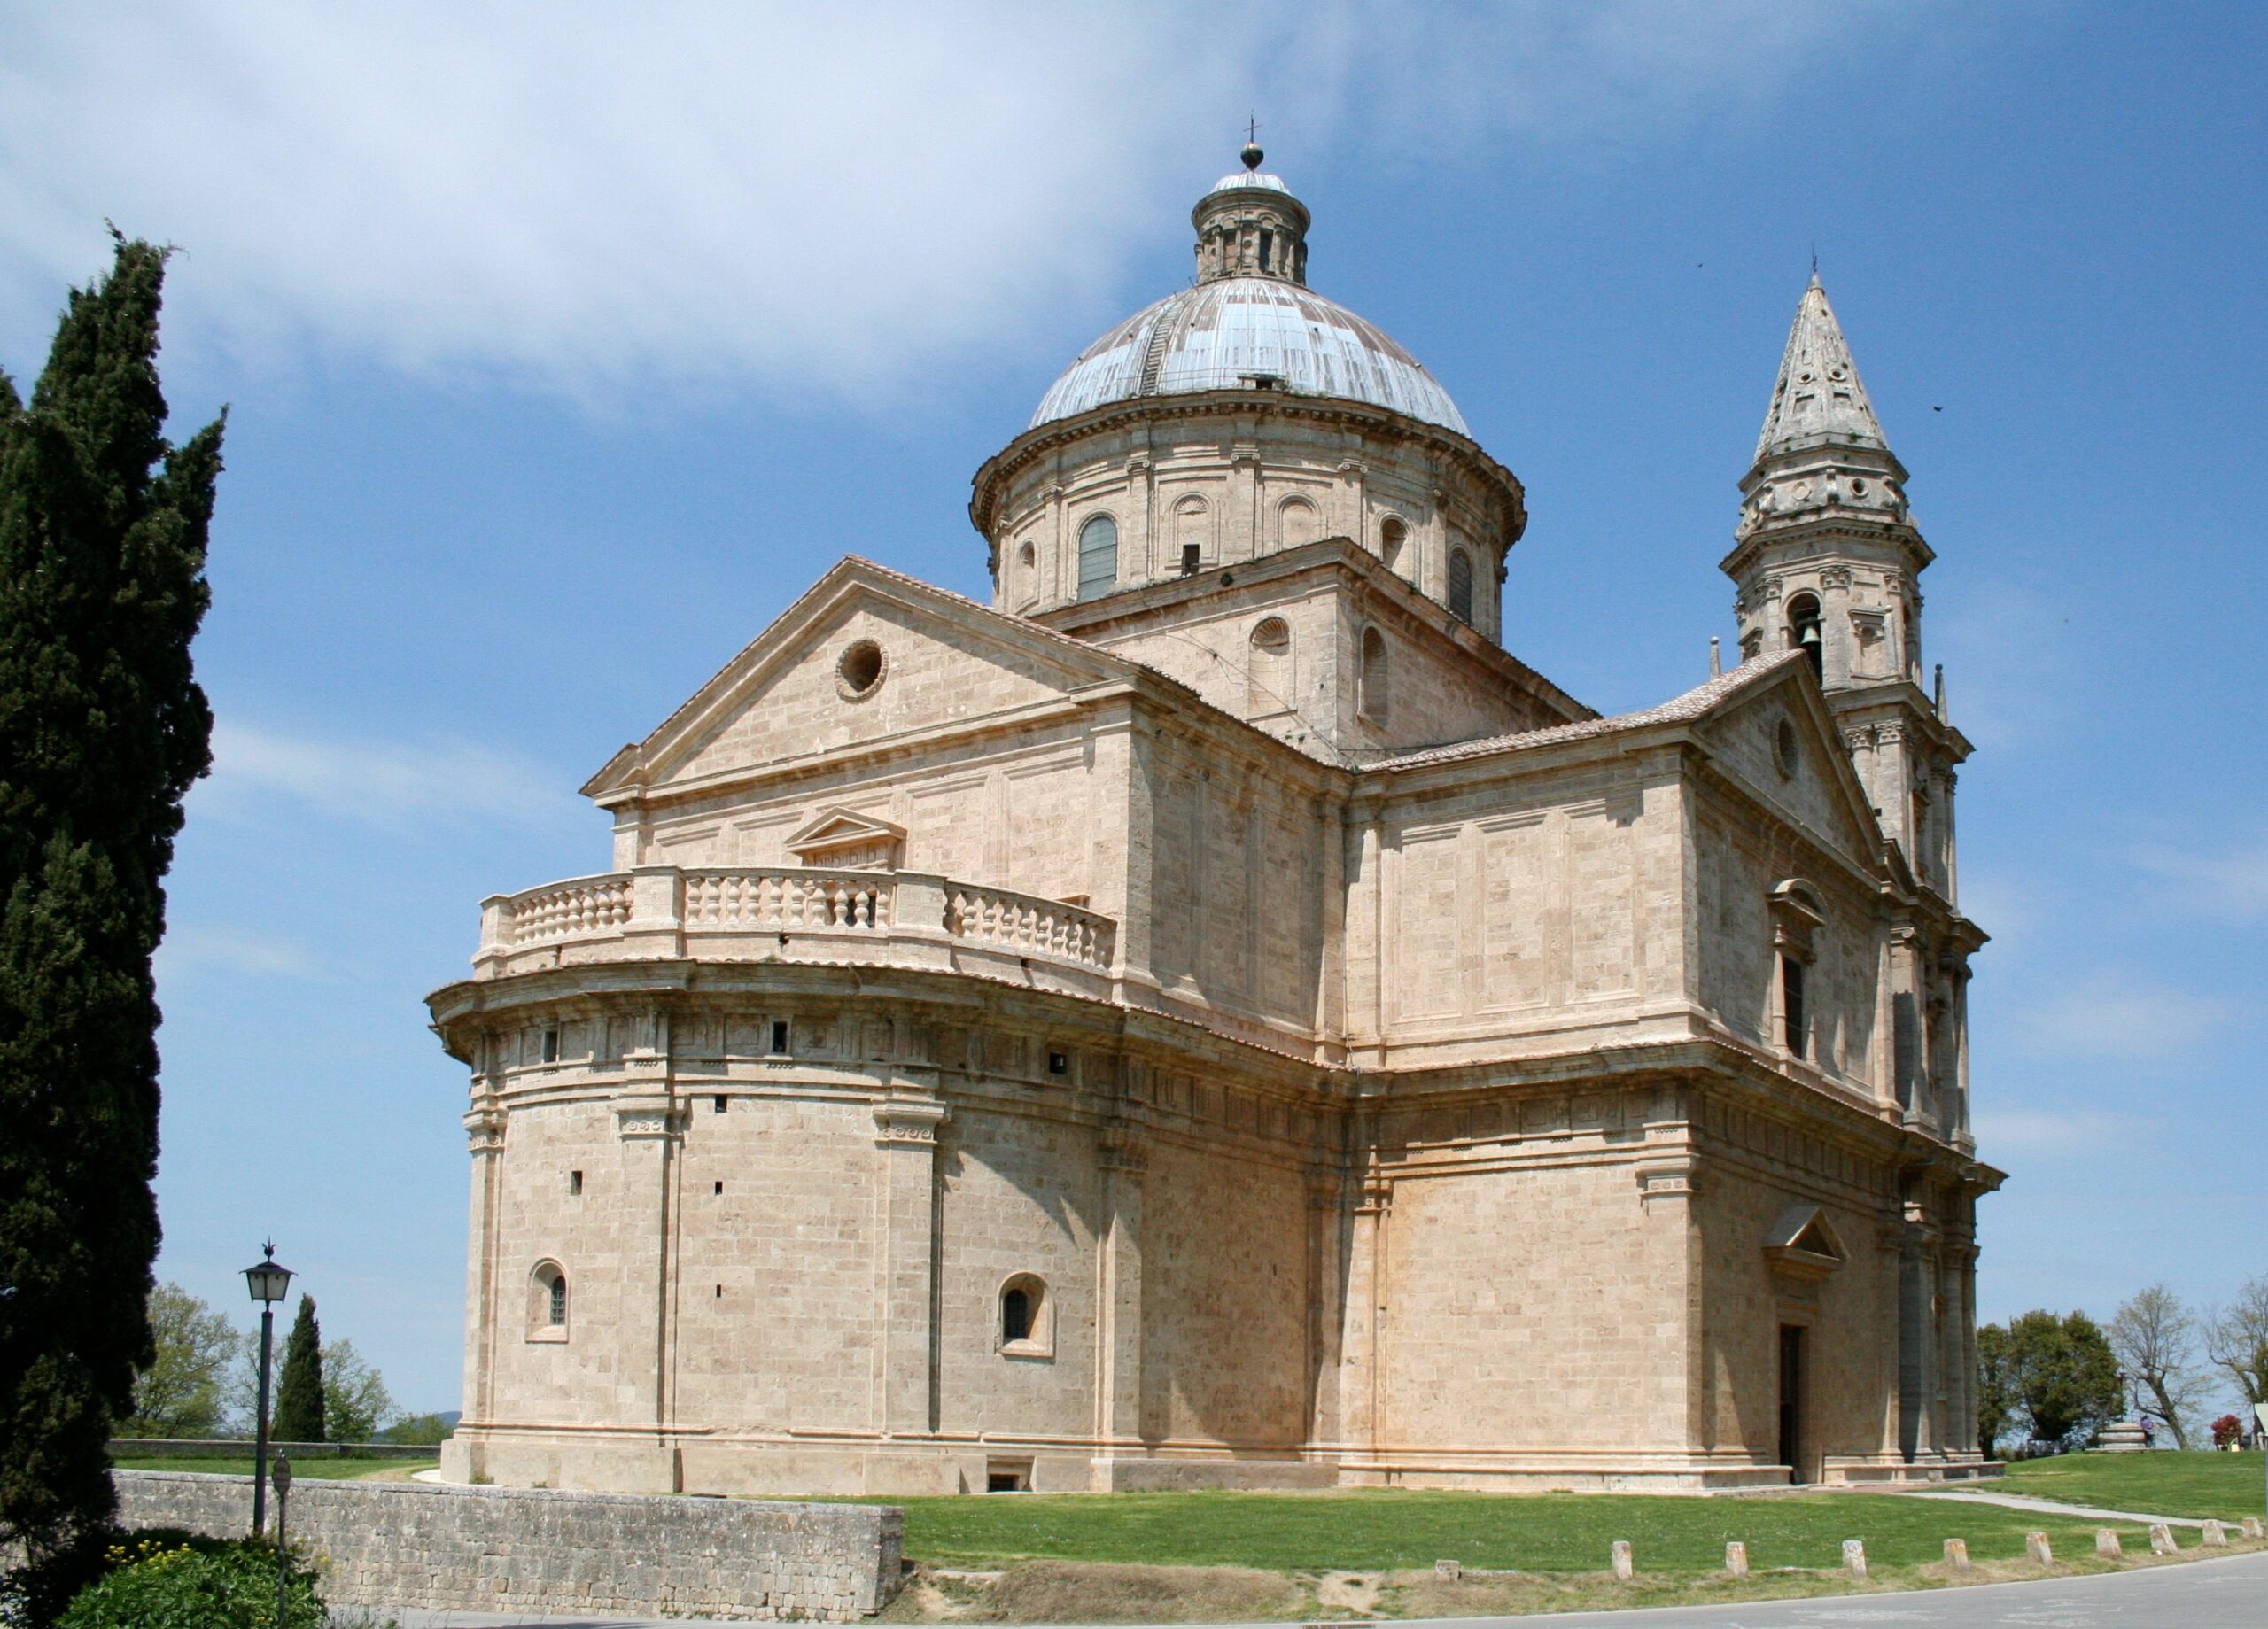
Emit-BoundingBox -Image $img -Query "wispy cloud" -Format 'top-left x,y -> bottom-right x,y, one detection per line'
199,719 -> 579,833
2015,970 -> 2239,1062
2132,834 -> 2268,921
1970,1105 -> 2148,1158
0,2 -> 1955,400
157,925 -> 330,983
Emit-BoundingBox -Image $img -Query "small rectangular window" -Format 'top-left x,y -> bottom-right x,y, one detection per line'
568,1170 -> 583,1196
1181,543 -> 1200,576
771,1020 -> 790,1054
1047,1051 -> 1069,1076
715,1284 -> 723,1299
1782,956 -> 1807,1056
713,1094 -> 728,1113
714,1180 -> 723,1195
540,1028 -> 559,1063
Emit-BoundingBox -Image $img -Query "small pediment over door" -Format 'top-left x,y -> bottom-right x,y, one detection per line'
787,807 -> 907,871
1763,1203 -> 1847,1285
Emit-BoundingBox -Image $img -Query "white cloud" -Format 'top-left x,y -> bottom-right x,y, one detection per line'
2015,971 -> 2238,1062
0,2 -> 1955,400
200,718 -> 579,832
2132,834 -> 2268,921
1969,1105 -> 2148,1158
157,925 -> 329,983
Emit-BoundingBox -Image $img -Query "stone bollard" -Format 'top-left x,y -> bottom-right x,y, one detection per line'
1433,1560 -> 1462,1581
1724,1540 -> 1749,1578
1943,1538 -> 1969,1569
1842,1539 -> 1867,1578
2096,1528 -> 2122,1558
2245,1517 -> 2264,1540
1611,1540 -> 1634,1581
2149,1524 -> 2177,1555
2201,1521 -> 2227,1548
2025,1532 -> 2053,1565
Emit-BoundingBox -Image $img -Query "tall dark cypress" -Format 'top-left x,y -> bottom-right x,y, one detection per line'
271,1295 -> 325,1445
0,234 -> 222,1610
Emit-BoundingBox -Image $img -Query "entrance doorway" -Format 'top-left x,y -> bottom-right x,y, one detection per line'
1778,1324 -> 1806,1482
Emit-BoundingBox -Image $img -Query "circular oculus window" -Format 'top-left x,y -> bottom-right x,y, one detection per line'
836,640 -> 886,701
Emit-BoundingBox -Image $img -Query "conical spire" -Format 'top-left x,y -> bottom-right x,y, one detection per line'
1754,275 -> 1889,462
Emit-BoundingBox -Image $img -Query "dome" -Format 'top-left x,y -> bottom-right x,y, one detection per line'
1029,276 -> 1470,436
1027,154 -> 1470,437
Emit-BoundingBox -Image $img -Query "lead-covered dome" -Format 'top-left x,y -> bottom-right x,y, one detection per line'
1029,279 -> 1470,435
1028,151 -> 1469,437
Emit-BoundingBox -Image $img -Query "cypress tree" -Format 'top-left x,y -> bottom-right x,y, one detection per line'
0,234 -> 222,1611
271,1295 -> 325,1445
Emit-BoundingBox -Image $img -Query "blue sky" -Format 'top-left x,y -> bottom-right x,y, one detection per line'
2,3 -> 2262,1418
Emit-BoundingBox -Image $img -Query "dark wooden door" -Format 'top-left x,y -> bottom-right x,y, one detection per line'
1779,1324 -> 1806,1482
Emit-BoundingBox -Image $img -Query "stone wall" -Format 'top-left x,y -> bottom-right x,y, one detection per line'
113,1470 -> 901,1621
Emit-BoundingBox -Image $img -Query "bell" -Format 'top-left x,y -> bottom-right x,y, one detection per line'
1798,624 -> 1821,648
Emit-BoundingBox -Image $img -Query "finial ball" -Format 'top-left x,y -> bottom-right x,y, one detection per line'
1240,142 -> 1263,172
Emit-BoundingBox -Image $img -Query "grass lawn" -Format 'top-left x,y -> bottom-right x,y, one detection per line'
889,1487 -> 2169,1574
111,1456 -> 435,1482
2002,1450 -> 2266,1521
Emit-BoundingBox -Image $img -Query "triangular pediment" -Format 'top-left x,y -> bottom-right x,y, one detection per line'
581,557 -> 1138,800
1766,1203 -> 1845,1261
786,807 -> 908,870
1764,1203 -> 1846,1282
1692,662 -> 1884,868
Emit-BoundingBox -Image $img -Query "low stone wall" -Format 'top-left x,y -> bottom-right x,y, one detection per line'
113,1470 -> 902,1621
112,1437 -> 438,1461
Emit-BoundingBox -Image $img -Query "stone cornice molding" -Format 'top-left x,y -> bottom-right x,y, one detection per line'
970,388 -> 1526,545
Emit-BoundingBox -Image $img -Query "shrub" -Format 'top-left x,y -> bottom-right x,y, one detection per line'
56,1532 -> 323,1629
2211,1413 -> 2243,1449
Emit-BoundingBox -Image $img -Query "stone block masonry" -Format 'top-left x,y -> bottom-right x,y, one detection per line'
113,1470 -> 902,1621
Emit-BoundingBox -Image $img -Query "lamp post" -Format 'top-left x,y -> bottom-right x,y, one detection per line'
240,1243 -> 293,1535
271,1453 -> 293,1628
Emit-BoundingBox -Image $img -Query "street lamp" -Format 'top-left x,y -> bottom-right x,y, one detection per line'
241,1242 -> 293,1535
271,1453 -> 293,1628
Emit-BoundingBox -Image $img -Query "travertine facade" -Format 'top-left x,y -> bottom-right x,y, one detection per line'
431,152 -> 2000,1498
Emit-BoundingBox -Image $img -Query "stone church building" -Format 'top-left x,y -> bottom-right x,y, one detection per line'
431,150 -> 2000,1496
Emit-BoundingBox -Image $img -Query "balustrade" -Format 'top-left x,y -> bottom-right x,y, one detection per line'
480,866 -> 1110,981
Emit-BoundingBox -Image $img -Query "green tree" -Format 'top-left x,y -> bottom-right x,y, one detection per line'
0,235 -> 223,1615
271,1296 -> 324,1444
122,1284 -> 242,1439
377,1412 -> 453,1447
1976,1322 -> 2016,1454
319,1338 -> 394,1444
2006,1307 -> 2122,1447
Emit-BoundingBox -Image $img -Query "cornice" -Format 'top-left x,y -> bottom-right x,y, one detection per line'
969,388 -> 1526,543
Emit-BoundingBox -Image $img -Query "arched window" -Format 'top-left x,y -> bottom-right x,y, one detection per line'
1016,539 -> 1037,607
1173,495 -> 1209,576
530,1261 -> 568,1340
1076,515 -> 1117,601
998,1274 -> 1052,1356
1379,516 -> 1408,575
1359,626 -> 1388,723
1277,496 -> 1319,552
1248,617 -> 1292,714
1449,548 -> 1475,624
1787,593 -> 1823,681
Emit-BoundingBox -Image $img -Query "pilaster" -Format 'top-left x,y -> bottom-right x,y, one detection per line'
873,1095 -> 949,1439
1091,1133 -> 1146,1478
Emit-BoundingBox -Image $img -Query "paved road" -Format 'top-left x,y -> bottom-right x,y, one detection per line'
391,1548 -> 2268,1629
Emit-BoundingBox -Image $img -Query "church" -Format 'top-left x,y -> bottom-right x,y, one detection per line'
430,148 -> 2000,1497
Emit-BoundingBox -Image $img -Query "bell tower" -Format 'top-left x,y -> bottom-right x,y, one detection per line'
1724,275 -> 1967,903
